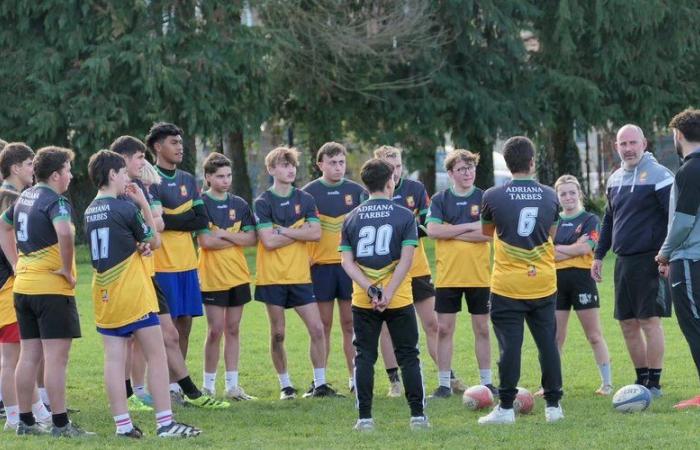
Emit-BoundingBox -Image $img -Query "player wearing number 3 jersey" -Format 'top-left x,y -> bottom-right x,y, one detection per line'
478,136 -> 564,425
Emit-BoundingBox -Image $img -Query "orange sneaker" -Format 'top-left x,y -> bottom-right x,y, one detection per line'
674,395 -> 700,410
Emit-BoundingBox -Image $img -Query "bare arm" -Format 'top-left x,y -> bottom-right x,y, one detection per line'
218,229 -> 257,247
53,220 -> 75,288
197,232 -> 234,250
0,221 -> 17,269
258,227 -> 295,250
380,245 -> 415,309
426,222 -> 471,239
482,223 -> 496,238
340,251 -> 376,293
279,222 -> 321,242
151,205 -> 165,233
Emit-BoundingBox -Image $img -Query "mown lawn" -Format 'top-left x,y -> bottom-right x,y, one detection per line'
3,240 -> 699,449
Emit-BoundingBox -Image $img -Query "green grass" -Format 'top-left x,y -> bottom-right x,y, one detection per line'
5,240 -> 699,449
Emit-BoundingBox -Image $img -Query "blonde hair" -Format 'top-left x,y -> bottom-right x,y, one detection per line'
373,145 -> 402,160
554,174 -> 583,203
445,149 -> 480,171
265,146 -> 299,169
140,160 -> 161,187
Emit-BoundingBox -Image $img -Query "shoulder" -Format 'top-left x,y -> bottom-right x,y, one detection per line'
405,178 -> 426,193
431,189 -> 447,203
605,168 -> 624,188
301,178 -> 320,192
394,203 -> 415,221
297,188 -> 316,203
176,169 -> 196,182
253,191 -> 271,207
230,194 -> 250,209
345,179 -> 365,192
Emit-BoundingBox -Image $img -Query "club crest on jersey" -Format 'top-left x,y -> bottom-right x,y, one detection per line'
101,289 -> 109,303
471,204 -> 479,218
527,265 -> 537,277
639,171 -> 648,183
180,185 -> 188,197
295,204 -> 301,215
406,195 -> 415,208
229,209 -> 236,221
590,229 -> 599,242
345,194 -> 353,206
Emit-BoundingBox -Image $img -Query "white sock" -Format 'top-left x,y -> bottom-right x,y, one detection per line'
598,362 -> 612,386
348,377 -> 354,389
313,368 -> 326,388
203,372 -> 216,392
114,413 -> 133,434
38,387 -> 49,406
479,369 -> 493,385
5,405 -> 19,425
134,385 -> 147,397
225,371 -> 239,391
169,383 -> 181,393
32,400 -> 51,422
438,371 -> 451,388
278,372 -> 292,389
155,409 -> 173,428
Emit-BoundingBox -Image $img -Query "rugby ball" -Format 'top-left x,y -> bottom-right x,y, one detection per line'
513,387 -> 534,414
612,384 -> 652,413
462,385 -> 494,410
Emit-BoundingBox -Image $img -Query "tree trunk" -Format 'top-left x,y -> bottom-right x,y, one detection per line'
536,129 -> 557,187
552,115 -> 582,183
467,132 -> 495,190
182,134 -> 197,175
224,130 -> 253,203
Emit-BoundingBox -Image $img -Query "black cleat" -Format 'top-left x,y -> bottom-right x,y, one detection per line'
429,386 -> 453,399
117,425 -> 143,439
280,386 -> 298,400
309,384 -> 344,398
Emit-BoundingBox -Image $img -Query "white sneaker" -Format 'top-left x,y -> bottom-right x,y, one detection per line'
387,381 -> 403,398
225,386 -> 257,401
409,416 -> 431,430
478,405 -> 515,425
201,387 -> 215,397
545,405 -> 564,423
353,418 -> 375,432
4,420 -> 18,432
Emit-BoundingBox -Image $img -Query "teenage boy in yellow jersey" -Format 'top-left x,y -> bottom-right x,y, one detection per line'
197,153 -> 257,401
0,147 -> 92,436
302,142 -> 366,393
340,158 -> 428,431
113,134 -> 226,409
478,136 -> 563,425
254,147 -> 337,399
85,150 -> 201,438
426,150 -> 494,398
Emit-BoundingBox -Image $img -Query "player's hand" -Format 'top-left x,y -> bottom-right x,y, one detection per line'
137,242 -> 152,257
53,267 -> 76,288
591,259 -> 603,283
576,233 -> 589,244
658,263 -> 670,279
125,182 -> 148,207
655,253 -> 669,265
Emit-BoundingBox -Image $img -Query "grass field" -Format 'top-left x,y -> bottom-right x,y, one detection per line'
3,240 -> 699,449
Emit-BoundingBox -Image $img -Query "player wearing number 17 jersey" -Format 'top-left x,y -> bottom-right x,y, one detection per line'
340,158 -> 428,432
478,136 -> 563,425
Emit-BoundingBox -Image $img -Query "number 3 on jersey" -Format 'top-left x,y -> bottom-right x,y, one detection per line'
357,224 -> 393,257
517,207 -> 538,237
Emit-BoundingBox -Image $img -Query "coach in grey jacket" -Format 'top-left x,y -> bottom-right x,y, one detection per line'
657,109 -> 700,409
591,124 -> 674,396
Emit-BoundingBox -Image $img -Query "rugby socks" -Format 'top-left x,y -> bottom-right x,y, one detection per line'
203,372 -> 217,392
225,371 -> 239,391
134,384 -> 147,398
125,379 -> 134,398
177,376 -> 202,399
169,383 -> 181,393
313,368 -> 327,388
52,412 -> 69,428
635,367 -> 649,386
19,412 -> 35,426
648,368 -> 662,388
114,413 -> 134,434
479,369 -> 493,386
32,400 -> 51,422
598,362 -> 612,386
5,405 -> 19,426
38,387 -> 49,406
155,409 -> 173,428
438,371 -> 451,388
386,367 -> 400,383
278,372 -> 292,389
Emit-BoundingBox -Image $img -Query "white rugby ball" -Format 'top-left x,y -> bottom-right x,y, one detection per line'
612,384 -> 652,413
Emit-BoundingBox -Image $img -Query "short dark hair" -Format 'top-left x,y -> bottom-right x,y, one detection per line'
203,152 -> 231,175
88,150 -> 126,189
145,122 -> 183,152
110,135 -> 147,158
361,158 -> 394,193
669,108 -> 700,143
502,136 -> 535,174
0,142 -> 34,179
34,146 -> 74,183
316,142 -> 347,163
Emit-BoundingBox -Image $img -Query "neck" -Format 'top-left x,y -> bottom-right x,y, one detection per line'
42,180 -> 63,194
207,188 -> 227,199
452,184 -> 473,195
321,174 -> 342,185
271,181 -> 292,196
511,172 -> 532,180
3,177 -> 22,190
369,190 -> 390,199
563,205 -> 583,216
98,186 -> 119,198
156,158 -> 176,170
683,143 -> 700,158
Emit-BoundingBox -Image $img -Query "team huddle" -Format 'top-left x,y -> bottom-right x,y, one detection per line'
1,109 -> 700,438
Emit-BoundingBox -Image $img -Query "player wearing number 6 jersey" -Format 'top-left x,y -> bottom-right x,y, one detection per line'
340,158 -> 428,432
478,137 -> 564,425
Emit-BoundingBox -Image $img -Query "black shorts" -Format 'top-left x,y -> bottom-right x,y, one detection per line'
614,251 -> 672,320
152,277 -> 170,315
255,283 -> 316,309
202,283 -> 252,307
14,293 -> 81,340
435,287 -> 490,314
556,268 -> 600,311
311,264 -> 352,301
412,275 -> 435,302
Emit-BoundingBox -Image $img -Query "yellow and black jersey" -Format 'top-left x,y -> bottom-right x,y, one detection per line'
555,210 -> 600,270
302,178 -> 367,265
149,168 -> 201,272
198,192 -> 255,291
120,178 -> 156,276
254,188 -> 319,285
392,178 -> 431,278
0,250 -> 15,328
426,187 -> 490,288
84,196 -> 157,329
339,197 -> 418,309
1,184 -> 76,296
481,179 -> 559,299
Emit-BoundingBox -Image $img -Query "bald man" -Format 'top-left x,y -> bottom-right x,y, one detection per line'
591,124 -> 673,397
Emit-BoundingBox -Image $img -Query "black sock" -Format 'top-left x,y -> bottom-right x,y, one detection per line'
178,376 -> 201,399
19,412 -> 35,426
125,379 -> 134,398
386,367 -> 400,383
450,370 -> 456,380
648,368 -> 662,388
52,412 -> 69,428
634,367 -> 649,385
